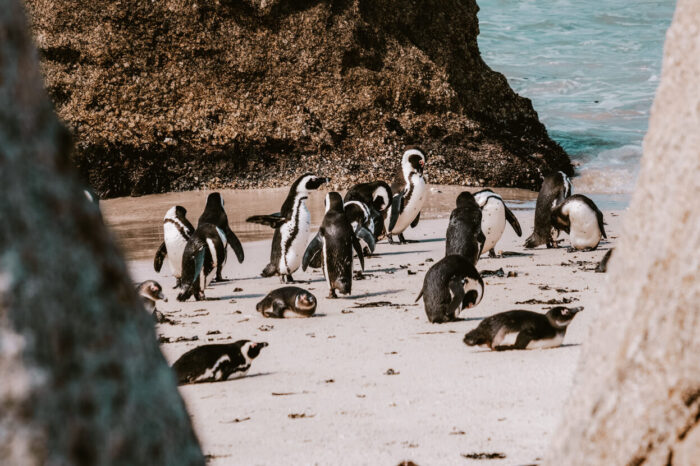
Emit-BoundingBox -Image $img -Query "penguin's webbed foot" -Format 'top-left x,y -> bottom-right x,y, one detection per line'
387,234 -> 396,244
280,274 -> 294,284
327,290 -> 338,299
488,249 -> 497,258
195,291 -> 205,301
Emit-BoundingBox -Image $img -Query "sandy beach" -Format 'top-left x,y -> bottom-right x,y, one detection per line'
126,202 -> 621,465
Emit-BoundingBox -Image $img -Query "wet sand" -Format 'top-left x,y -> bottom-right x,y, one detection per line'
122,200 -> 623,465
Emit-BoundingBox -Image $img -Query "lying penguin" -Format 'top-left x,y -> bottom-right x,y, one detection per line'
387,147 -> 428,244
463,306 -> 582,351
415,255 -> 484,323
172,340 -> 268,385
136,280 -> 167,313
445,192 -> 485,265
551,194 -> 607,251
176,224 -> 227,301
256,287 -> 317,318
524,171 -> 573,248
343,200 -> 378,254
154,206 -> 195,288
247,174 -> 329,283
473,189 -> 522,257
197,192 -> 245,281
344,180 -> 392,240
302,192 -> 365,298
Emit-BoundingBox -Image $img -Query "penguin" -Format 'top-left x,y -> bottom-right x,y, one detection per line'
445,192 -> 486,265
256,287 -> 317,318
197,192 -> 245,281
176,223 -> 227,301
344,180 -> 392,239
172,340 -> 268,385
136,280 -> 167,313
415,255 -> 484,323
154,206 -> 195,288
302,192 -> 365,298
343,200 -> 377,254
473,189 -> 522,257
246,174 -> 330,283
524,171 -> 573,248
387,147 -> 428,244
551,194 -> 607,251
595,248 -> 614,273
463,306 -> 583,351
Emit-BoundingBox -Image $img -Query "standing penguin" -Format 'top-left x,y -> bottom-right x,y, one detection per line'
387,147 -> 428,244
172,340 -> 268,385
344,180 -> 392,240
176,224 -> 227,301
524,171 -> 573,248
154,206 -> 195,288
473,189 -> 522,257
197,192 -> 245,281
445,192 -> 486,265
302,192 -> 365,298
246,174 -> 330,283
415,255 -> 484,323
551,194 -> 607,251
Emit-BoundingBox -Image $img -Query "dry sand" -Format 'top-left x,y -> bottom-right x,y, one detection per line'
126,204 -> 622,466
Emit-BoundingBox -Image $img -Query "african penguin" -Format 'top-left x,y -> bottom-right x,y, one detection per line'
302,192 -> 365,298
136,280 -> 167,313
343,200 -> 377,254
176,223 -> 227,301
197,192 -> 245,281
473,189 -> 522,257
551,194 -> 607,251
344,180 -> 392,239
247,174 -> 329,283
463,307 -> 583,351
387,147 -> 428,244
415,255 -> 484,323
256,287 -> 317,318
172,340 -> 268,385
154,206 -> 195,288
524,171 -> 573,249
445,192 -> 486,265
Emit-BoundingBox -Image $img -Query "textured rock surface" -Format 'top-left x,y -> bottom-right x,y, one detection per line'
25,0 -> 571,198
545,1 -> 700,464
0,2 -> 204,464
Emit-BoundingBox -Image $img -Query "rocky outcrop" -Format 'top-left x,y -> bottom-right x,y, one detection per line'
25,0 -> 571,198
545,1 -> 700,464
0,1 -> 204,463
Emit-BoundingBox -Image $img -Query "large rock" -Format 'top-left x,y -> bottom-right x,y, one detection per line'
545,1 -> 700,464
0,2 -> 204,464
25,0 -> 571,198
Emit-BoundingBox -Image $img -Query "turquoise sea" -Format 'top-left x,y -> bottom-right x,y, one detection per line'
477,0 -> 676,193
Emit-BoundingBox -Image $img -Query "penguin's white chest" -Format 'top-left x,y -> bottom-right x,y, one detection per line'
279,199 -> 311,274
164,223 -> 189,277
480,201 -> 506,254
391,176 -> 427,233
566,202 -> 601,249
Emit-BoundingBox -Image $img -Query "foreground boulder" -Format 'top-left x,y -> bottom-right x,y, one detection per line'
25,0 -> 571,197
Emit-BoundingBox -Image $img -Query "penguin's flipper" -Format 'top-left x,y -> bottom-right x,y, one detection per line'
512,330 -> 536,350
225,227 -> 245,263
447,278 -> 465,318
414,288 -> 424,303
596,208 -> 607,239
504,205 -> 522,237
154,242 -> 167,272
302,233 -> 323,271
410,211 -> 421,228
356,227 -> 376,253
352,235 -> 365,271
246,213 -> 287,229
388,193 -> 403,232
271,299 -> 288,318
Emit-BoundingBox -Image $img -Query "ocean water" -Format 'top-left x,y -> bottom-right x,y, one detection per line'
477,0 -> 676,193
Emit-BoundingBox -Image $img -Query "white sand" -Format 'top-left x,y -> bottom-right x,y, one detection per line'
128,208 -> 621,465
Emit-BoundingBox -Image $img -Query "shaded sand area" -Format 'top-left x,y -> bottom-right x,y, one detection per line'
122,199 -> 622,466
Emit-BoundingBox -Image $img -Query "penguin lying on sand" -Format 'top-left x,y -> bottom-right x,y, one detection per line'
473,189 -> 522,257
256,287 -> 317,318
387,147 -> 428,244
176,224 -> 227,301
136,280 -> 167,313
445,192 -> 485,265
302,192 -> 365,298
463,307 -> 582,351
154,206 -> 195,288
197,192 -> 245,281
344,180 -> 392,240
524,171 -> 572,249
416,255 -> 484,323
247,174 -> 330,283
172,340 -> 268,385
551,194 -> 607,251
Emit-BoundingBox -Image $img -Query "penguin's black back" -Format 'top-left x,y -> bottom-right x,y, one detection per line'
321,207 -> 354,293
421,254 -> 480,323
526,173 -> 570,247
198,193 -> 228,229
445,193 -> 483,264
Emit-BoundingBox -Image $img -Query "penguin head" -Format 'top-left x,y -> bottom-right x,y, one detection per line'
550,208 -> 570,233
455,191 -> 479,209
402,147 -> 426,179
174,205 -> 188,219
238,340 -> 269,361
295,291 -> 317,312
325,192 -> 345,213
371,182 -> 391,211
295,173 -> 330,193
546,306 -> 583,328
205,193 -> 223,211
137,280 -> 167,302
461,275 -> 485,310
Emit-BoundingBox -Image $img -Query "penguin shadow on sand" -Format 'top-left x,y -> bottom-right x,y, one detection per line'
370,249 -> 431,257
349,288 -> 404,300
469,342 -> 581,353
213,293 -> 266,301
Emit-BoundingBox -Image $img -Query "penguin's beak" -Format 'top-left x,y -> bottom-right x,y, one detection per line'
157,291 -> 166,301
569,307 -> 583,314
